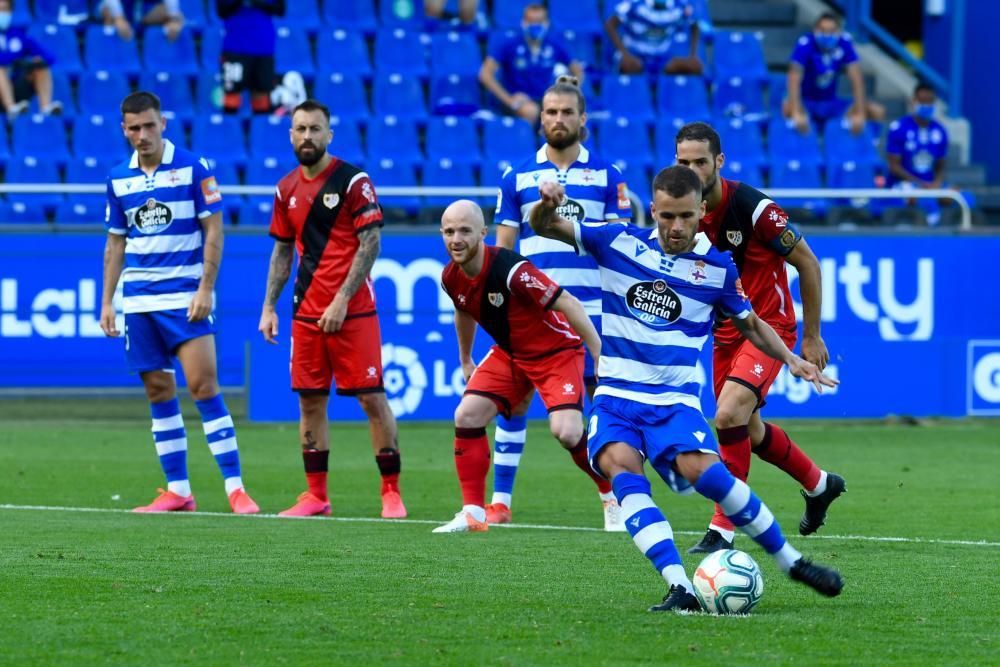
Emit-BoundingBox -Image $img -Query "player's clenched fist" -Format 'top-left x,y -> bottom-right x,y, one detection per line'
536,181 -> 565,208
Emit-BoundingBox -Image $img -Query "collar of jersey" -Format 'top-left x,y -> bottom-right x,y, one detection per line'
129,139 -> 176,170
535,144 -> 590,165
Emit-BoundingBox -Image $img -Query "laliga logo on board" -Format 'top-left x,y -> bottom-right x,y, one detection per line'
0,279 -> 119,338
968,342 -> 1000,415
382,343 -> 427,417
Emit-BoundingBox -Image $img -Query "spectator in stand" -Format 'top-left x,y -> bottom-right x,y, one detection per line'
886,83 -> 963,226
0,0 -> 62,120
424,0 -> 479,29
479,3 -> 583,123
217,0 -> 285,115
604,0 -> 703,76
784,12 -> 884,135
100,0 -> 185,41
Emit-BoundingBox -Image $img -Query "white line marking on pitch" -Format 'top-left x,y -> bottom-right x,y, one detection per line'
1,503 -> 997,548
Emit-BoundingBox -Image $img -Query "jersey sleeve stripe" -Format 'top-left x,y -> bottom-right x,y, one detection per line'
270,232 -> 294,242
542,285 -> 563,310
506,260 -> 527,289
355,220 -> 383,235
750,198 -> 775,227
347,171 -> 370,191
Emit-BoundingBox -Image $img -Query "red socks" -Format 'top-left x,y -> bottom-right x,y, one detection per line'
711,425 -> 751,531
754,422 -> 821,491
303,449 -> 329,502
569,436 -> 612,494
454,427 -> 490,507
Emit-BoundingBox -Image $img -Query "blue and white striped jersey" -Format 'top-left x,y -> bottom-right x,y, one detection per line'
574,222 -> 752,409
496,145 -> 631,317
613,0 -> 696,58
105,140 -> 223,314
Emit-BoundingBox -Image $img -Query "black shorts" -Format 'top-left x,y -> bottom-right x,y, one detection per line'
221,52 -> 275,94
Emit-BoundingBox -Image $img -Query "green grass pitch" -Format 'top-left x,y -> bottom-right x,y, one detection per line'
0,397 -> 997,665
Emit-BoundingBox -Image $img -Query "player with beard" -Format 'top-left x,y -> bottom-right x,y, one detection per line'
490,77 -> 632,531
258,99 -> 406,519
674,122 -> 845,554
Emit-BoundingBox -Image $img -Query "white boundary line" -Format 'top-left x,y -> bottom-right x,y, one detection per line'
2,503 -> 998,548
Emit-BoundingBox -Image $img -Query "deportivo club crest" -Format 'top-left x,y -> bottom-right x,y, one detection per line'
323,193 -> 339,209
487,292 -> 504,307
726,230 -> 743,246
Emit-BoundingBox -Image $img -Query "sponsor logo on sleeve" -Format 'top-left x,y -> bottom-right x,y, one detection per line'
617,182 -> 630,210
780,228 -> 797,248
201,176 -> 221,204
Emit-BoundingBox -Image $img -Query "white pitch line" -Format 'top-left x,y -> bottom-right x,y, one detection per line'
0,503 -> 998,548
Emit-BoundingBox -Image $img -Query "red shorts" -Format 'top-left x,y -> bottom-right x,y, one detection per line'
713,329 -> 797,408
465,345 -> 584,418
291,314 -> 384,395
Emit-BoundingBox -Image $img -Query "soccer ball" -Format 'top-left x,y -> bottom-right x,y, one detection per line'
692,549 -> 764,615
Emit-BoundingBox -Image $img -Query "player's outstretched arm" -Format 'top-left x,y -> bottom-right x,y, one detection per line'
732,312 -> 838,392
100,233 -> 126,337
550,291 -> 601,373
529,181 -> 577,247
259,240 -> 293,343
454,309 -> 477,381
785,238 -> 829,370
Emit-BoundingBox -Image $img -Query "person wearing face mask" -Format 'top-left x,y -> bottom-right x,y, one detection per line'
478,3 -> 583,123
784,12 -> 884,135
604,0 -> 703,76
0,0 -> 62,120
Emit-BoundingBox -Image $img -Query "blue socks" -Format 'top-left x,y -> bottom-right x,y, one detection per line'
150,397 -> 190,497
195,394 -> 244,495
490,414 -> 527,507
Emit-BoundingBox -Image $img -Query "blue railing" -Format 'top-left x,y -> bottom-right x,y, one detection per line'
835,0 -> 963,116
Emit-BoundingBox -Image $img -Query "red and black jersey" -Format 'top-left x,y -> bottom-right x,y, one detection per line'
699,178 -> 803,345
270,157 -> 383,321
441,246 -> 582,359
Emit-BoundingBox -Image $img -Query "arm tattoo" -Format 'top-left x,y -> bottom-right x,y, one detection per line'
338,226 -> 380,300
264,242 -> 294,306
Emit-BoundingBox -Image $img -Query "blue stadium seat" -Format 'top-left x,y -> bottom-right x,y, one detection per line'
34,0 -> 91,25
72,114 -> 124,163
191,113 -> 248,168
485,28 -> 517,59
712,30 -> 768,82
54,200 -> 105,224
601,74 -> 655,124
200,25 -> 223,70
770,159 -> 826,213
827,159 -> 877,190
374,28 -> 428,78
322,0 -> 377,36
614,160 -> 650,208
238,197 -> 274,225
656,75 -> 710,120
722,158 -> 764,187
560,30 -> 597,73
482,116 -> 536,176
0,200 -> 49,224
549,0 -> 602,36
83,25 -> 141,76
0,121 -> 11,168
315,29 -> 372,78
595,117 -> 654,170
365,158 -> 420,212
367,116 -> 423,165
653,116 -> 691,164
713,76 -> 766,119
426,116 -> 480,164
246,155 -> 296,188
248,115 -> 291,159
714,116 -> 763,163
429,30 -> 479,77
423,158 -> 477,207
314,73 -> 369,121
329,115 -> 365,165
140,70 -> 196,125
28,70 -> 76,117
767,117 -> 822,166
823,117 -> 880,165
5,156 -> 64,211
178,0 -> 208,33
379,0 -> 425,28
372,72 -> 428,122
78,70 -> 130,117
28,24 -> 83,79
664,31 -> 710,76
767,72 -> 787,115
275,25 -> 316,78
195,71 -> 232,116
65,155 -> 114,188
12,113 -> 70,165
429,73 -> 480,116
142,26 -> 199,77
492,0 -> 532,30
274,0 -> 321,35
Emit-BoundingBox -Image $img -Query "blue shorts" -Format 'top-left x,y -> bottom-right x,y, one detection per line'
804,97 -> 852,126
583,314 -> 600,385
586,394 -> 718,494
123,309 -> 216,374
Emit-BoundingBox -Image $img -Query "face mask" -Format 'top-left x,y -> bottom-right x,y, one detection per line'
915,103 -> 935,120
523,23 -> 547,42
0,12 -> 12,30
814,32 -> 839,51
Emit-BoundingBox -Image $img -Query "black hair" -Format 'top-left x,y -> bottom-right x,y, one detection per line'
675,121 -> 722,158
914,82 -> 935,97
815,12 -> 841,26
120,91 -> 161,117
292,99 -> 331,124
652,165 -> 703,201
